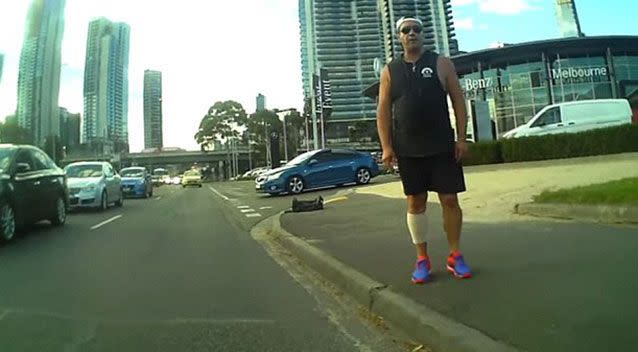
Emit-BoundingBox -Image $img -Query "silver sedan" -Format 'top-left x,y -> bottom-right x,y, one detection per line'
64,161 -> 124,211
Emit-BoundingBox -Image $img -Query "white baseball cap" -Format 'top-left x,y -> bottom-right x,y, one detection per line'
396,16 -> 423,31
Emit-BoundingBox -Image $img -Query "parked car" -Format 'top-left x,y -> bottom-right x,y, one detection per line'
502,99 -> 632,139
120,166 -> 153,198
255,149 -> 380,195
182,170 -> 203,188
65,161 -> 123,211
0,144 -> 68,242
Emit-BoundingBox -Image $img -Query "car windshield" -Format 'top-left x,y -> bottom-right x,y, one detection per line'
153,169 -> 169,176
184,170 -> 200,177
120,168 -> 145,177
0,148 -> 16,172
287,151 -> 317,165
65,164 -> 103,178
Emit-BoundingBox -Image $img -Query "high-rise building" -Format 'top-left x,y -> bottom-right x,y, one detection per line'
378,0 -> 458,62
143,70 -> 163,149
16,0 -> 65,146
556,0 -> 583,38
256,93 -> 266,112
299,0 -> 385,140
83,17 -> 130,151
59,107 -> 80,150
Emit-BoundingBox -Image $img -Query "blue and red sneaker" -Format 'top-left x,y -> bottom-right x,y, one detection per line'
411,258 -> 432,284
447,252 -> 472,279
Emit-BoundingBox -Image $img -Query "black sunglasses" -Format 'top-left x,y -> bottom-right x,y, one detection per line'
400,25 -> 422,34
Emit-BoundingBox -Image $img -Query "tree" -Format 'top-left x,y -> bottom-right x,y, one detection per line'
43,135 -> 64,163
0,115 -> 33,145
194,100 -> 247,150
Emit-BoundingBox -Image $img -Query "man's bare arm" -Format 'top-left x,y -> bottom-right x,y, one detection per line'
442,57 -> 468,141
377,66 -> 396,168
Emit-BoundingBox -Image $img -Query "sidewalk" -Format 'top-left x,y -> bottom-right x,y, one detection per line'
278,153 -> 638,352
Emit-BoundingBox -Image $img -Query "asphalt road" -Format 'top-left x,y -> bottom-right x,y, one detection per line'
0,182 -> 401,352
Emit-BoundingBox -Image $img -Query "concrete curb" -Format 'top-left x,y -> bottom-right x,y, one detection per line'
269,212 -> 519,352
515,202 -> 638,224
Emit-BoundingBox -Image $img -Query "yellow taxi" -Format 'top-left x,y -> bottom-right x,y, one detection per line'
181,170 -> 203,188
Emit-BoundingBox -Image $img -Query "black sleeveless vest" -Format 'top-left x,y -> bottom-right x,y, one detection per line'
388,51 -> 454,157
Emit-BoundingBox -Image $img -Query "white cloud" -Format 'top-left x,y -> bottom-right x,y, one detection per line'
455,18 -> 475,30
452,0 -> 542,15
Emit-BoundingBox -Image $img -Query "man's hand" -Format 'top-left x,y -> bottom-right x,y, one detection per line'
455,140 -> 468,163
382,149 -> 397,170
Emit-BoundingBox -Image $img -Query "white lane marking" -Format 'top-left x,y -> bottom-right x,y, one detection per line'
240,209 -> 255,213
259,206 -> 272,210
208,186 -> 229,201
90,215 -> 123,230
155,196 -> 162,200
237,205 -> 250,209
246,213 -> 262,218
0,310 -> 9,321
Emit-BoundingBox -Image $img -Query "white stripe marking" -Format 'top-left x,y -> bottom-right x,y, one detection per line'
155,196 -> 162,200
237,205 -> 250,209
0,310 -> 9,321
240,209 -> 255,213
246,213 -> 262,218
90,215 -> 123,230
208,186 -> 229,200
259,206 -> 272,210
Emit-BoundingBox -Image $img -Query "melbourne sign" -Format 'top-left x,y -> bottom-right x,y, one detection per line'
552,67 -> 608,80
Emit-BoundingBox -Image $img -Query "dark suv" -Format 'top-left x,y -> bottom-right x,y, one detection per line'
0,144 -> 69,242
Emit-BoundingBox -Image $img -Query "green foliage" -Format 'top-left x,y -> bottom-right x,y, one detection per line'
464,141 -> 503,166
500,124 -> 638,162
534,177 -> 638,205
195,101 -> 247,149
0,116 -> 33,145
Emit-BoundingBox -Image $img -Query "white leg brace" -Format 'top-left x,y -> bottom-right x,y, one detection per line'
407,212 -> 428,245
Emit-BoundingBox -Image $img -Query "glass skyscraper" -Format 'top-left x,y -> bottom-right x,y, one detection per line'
143,70 -> 163,149
83,17 -> 130,151
556,0 -> 583,38
16,0 -> 65,146
379,0 -> 458,61
299,0 -> 458,140
299,0 -> 385,140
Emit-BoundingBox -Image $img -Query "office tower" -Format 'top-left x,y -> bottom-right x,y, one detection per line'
83,17 -> 130,151
143,70 -> 163,149
16,0 -> 65,146
379,0 -> 458,61
59,107 -> 80,149
299,0 -> 385,139
556,0 -> 583,38
256,93 -> 266,112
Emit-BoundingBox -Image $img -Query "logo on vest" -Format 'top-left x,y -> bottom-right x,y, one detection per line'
421,67 -> 433,78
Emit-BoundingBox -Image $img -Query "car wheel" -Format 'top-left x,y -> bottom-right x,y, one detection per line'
287,176 -> 305,195
0,203 -> 16,242
198,184 -> 202,188
115,192 -> 124,207
356,167 -> 371,185
99,191 -> 108,212
50,196 -> 66,226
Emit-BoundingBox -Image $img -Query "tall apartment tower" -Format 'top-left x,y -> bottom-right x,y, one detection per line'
83,17 -> 130,150
556,0 -> 583,38
378,0 -> 458,62
143,70 -> 163,149
16,0 -> 65,146
299,0 -> 385,138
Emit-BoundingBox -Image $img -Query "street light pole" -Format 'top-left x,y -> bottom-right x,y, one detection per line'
282,114 -> 288,162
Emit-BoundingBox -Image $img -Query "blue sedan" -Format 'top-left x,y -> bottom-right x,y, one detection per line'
120,167 -> 154,198
255,149 -> 380,195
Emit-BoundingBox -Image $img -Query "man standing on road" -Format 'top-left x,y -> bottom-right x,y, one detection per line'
376,17 -> 472,284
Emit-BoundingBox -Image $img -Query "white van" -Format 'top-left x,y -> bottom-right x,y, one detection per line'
503,99 -> 632,139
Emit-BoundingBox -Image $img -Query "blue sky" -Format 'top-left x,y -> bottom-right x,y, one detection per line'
0,0 -> 636,151
452,0 -> 638,51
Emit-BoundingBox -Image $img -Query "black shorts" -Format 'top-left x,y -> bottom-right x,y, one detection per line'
397,151 -> 466,195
